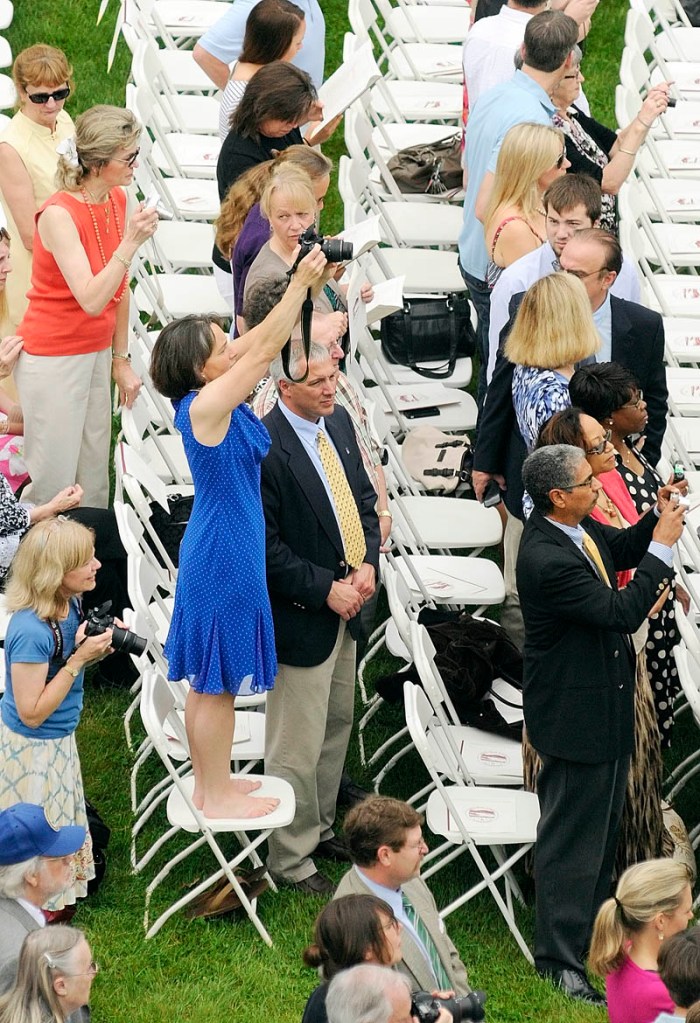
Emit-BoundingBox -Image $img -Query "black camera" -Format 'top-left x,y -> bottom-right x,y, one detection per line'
84,601 -> 147,658
289,226 -> 353,272
410,990 -> 486,1023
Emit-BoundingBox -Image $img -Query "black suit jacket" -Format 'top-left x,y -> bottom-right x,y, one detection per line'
260,402 -> 381,667
517,509 -> 672,763
473,293 -> 668,518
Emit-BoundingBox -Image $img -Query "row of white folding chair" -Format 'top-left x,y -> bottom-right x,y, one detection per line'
348,0 -> 463,84
130,125 -> 220,222
616,87 -> 700,181
132,39 -> 220,136
629,0 -> 700,62
618,179 -> 700,273
403,680 -> 538,963
106,0 -> 228,62
137,667 -> 294,943
620,45 -> 700,141
619,218 -> 700,319
120,19 -> 216,92
128,84 -> 220,183
624,9 -> 700,100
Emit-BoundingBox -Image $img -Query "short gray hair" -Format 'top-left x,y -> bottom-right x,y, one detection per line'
270,340 -> 330,384
522,444 -> 586,514
0,857 -> 41,899
326,965 -> 412,1023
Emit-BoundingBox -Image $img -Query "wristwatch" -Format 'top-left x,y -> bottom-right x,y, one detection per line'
64,661 -> 80,678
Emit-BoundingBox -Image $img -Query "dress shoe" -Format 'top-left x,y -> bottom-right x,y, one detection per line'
272,870 -> 336,895
336,773 -> 371,809
314,835 -> 351,862
540,968 -> 607,1006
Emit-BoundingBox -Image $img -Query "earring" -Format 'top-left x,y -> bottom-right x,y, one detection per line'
659,932 -> 664,942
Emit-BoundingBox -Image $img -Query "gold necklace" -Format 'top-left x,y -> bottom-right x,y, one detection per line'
80,188 -> 127,302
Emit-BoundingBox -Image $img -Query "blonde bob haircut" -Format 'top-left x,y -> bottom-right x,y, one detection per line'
484,122 -> 565,231
589,859 -> 692,978
504,273 -> 600,369
13,44 -> 74,98
259,165 -> 317,227
55,105 -> 141,192
5,517 -> 95,622
215,145 -> 332,258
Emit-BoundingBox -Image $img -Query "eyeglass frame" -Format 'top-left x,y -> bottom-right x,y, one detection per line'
556,471 -> 596,492
620,389 -> 645,409
585,429 -> 613,456
561,264 -> 610,281
64,961 -> 100,978
26,85 -> 71,105
111,148 -> 140,168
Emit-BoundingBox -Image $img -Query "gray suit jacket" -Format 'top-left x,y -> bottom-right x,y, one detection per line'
334,869 -> 470,996
0,898 -> 39,992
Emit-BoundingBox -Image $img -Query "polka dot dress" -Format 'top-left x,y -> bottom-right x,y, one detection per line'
616,443 -> 679,747
164,391 -> 278,695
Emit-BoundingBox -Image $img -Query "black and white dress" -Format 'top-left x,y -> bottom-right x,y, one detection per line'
615,442 -> 679,746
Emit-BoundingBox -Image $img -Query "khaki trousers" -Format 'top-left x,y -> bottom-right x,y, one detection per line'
15,348 -> 112,508
265,621 -> 356,881
500,507 -> 525,650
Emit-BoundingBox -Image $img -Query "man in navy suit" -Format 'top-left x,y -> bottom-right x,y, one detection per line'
260,342 -> 380,894
517,444 -> 683,1003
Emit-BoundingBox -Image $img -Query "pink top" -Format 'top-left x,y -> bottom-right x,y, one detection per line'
606,955 -> 674,1023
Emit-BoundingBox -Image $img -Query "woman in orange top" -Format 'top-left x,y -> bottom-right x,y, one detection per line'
14,105 -> 158,507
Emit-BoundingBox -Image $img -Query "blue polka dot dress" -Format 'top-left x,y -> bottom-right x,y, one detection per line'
164,391 -> 277,695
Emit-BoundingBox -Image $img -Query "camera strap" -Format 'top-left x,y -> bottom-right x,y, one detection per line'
47,618 -> 64,664
281,286 -> 314,383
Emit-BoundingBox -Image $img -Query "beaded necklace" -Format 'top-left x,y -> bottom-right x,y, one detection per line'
80,187 -> 127,303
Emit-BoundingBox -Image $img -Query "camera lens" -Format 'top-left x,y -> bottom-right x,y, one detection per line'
322,239 -> 354,263
110,625 -> 147,658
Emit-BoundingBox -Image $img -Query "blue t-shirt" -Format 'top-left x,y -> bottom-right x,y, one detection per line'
1,600 -> 84,739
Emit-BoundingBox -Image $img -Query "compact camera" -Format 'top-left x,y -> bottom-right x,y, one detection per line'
670,491 -> 690,510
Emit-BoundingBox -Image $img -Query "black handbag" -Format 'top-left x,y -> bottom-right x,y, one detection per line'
147,493 -> 194,568
380,293 -> 476,379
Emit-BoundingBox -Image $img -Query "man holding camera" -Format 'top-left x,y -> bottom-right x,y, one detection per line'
260,342 -> 380,893
335,796 -> 470,996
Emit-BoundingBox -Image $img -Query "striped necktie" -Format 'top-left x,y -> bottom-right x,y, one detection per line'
582,531 -> 611,587
316,428 -> 366,569
401,890 -> 451,990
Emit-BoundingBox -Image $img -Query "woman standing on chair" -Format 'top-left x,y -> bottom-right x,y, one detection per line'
149,246 -> 331,819
13,105 -> 158,508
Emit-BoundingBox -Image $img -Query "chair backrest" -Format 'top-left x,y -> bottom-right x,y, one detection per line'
382,559 -> 416,653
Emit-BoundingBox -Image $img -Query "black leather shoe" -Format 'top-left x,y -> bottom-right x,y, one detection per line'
314,835 -> 351,862
272,870 -> 336,895
540,969 -> 607,1006
337,774 -> 371,809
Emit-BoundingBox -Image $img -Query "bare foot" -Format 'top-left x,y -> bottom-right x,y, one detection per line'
192,789 -> 204,811
231,778 -> 262,794
203,793 -> 281,820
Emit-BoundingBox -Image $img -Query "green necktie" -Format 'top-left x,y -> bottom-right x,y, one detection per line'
401,890 -> 451,990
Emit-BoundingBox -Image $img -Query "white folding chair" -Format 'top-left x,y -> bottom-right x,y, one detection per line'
132,40 -> 221,135
347,0 -> 463,83
120,393 -> 192,487
403,680 -> 539,962
130,84 -> 220,181
131,129 -> 221,223
137,668 -> 294,944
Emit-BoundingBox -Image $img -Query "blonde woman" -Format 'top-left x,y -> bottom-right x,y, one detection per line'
0,926 -> 97,1023
484,121 -> 569,289
214,144 -> 331,332
14,106 -> 158,508
242,166 -> 347,339
0,45 -> 75,338
589,860 -> 693,1023
504,272 -> 600,454
0,518 -> 116,907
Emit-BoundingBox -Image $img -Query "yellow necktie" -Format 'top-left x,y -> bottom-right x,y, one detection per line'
582,531 -> 611,588
316,429 -> 367,569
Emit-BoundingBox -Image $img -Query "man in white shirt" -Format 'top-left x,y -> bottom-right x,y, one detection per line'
0,803 -> 86,992
487,174 -> 641,381
463,0 -> 547,110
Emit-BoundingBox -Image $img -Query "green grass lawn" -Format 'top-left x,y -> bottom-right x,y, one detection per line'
8,3 -> 697,1023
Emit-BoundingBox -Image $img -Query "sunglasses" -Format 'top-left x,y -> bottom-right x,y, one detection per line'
27,86 -> 71,105
112,148 -> 140,168
585,429 -> 613,456
556,149 -> 567,169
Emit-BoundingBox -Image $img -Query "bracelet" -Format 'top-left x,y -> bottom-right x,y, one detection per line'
619,147 -> 638,156
377,509 -> 393,519
637,115 -> 654,129
111,350 -> 131,362
112,252 -> 131,271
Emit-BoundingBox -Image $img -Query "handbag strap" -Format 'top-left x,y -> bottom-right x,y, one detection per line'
404,295 -> 460,380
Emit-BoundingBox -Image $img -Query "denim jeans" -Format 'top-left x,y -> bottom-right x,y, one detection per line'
458,261 -> 491,410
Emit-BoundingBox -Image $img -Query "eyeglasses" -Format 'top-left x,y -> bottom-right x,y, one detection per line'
562,265 -> 608,281
556,149 -> 567,169
620,390 -> 644,409
66,961 -> 100,978
27,86 -> 71,105
559,472 -> 596,492
585,429 -> 612,456
112,148 -> 140,168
